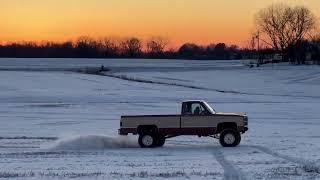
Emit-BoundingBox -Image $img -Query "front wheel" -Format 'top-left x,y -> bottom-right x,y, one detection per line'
219,129 -> 241,147
138,134 -> 156,148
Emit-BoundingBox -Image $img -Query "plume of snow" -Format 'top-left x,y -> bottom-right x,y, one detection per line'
45,135 -> 139,150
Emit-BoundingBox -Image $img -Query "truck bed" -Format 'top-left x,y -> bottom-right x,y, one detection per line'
121,114 -> 180,118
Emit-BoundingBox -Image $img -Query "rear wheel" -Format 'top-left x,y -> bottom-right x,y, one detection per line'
219,129 -> 241,147
138,134 -> 156,148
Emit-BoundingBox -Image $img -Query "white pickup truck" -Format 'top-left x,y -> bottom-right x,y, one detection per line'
119,100 -> 248,148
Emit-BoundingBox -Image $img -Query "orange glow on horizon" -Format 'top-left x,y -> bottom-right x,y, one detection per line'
1,0 -> 319,48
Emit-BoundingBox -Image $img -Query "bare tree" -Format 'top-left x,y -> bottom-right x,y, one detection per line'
255,3 -> 316,52
120,37 -> 142,57
74,36 -> 101,57
75,36 -> 96,46
146,36 -> 168,56
309,27 -> 320,42
178,43 -> 204,58
100,37 -> 119,57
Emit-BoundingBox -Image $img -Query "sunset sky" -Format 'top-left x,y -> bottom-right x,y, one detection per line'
1,0 -> 319,47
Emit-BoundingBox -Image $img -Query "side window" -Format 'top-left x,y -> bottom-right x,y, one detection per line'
191,103 -> 200,115
182,103 -> 192,115
182,102 -> 209,115
191,103 -> 206,115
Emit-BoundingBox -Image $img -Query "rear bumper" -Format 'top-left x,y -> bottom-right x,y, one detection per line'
118,128 -> 137,135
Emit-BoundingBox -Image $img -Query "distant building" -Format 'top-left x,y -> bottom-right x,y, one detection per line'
272,54 -> 282,63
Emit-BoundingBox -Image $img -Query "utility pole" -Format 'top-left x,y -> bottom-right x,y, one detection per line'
256,31 -> 261,64
257,31 -> 260,58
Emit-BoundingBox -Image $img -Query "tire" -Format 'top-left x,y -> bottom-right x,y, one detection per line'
219,129 -> 241,147
156,135 -> 166,147
138,134 -> 157,148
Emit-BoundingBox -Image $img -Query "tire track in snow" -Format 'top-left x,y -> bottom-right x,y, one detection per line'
101,73 -> 234,93
286,72 -> 320,84
0,136 -> 57,140
249,145 -> 320,174
212,148 -> 247,180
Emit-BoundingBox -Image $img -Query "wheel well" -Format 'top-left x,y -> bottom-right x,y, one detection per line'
217,122 -> 237,133
137,125 -> 158,135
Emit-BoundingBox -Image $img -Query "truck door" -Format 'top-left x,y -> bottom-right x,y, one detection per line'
181,102 -> 214,135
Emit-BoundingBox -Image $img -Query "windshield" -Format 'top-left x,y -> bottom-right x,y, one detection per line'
203,102 -> 216,114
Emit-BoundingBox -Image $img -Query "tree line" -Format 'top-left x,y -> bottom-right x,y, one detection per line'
0,37 -> 246,60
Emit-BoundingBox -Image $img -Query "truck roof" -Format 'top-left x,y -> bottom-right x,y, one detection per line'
182,100 -> 206,103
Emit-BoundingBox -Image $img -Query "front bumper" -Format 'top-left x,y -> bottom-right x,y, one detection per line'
238,126 -> 248,133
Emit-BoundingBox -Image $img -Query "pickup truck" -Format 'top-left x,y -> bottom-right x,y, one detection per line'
119,100 -> 248,148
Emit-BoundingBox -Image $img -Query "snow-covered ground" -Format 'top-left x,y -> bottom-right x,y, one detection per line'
0,58 -> 319,179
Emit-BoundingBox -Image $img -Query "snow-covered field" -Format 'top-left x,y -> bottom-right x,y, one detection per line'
0,58 -> 320,179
